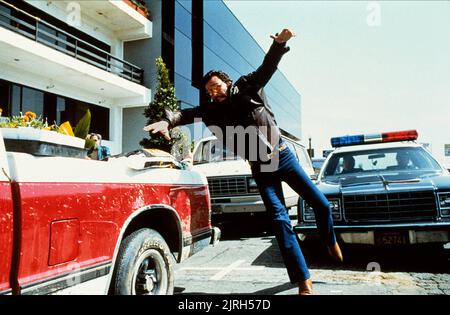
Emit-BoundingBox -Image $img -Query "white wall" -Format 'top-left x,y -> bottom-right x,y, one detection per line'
25,1 -> 123,59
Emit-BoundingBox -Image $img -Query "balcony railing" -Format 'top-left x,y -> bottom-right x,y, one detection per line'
0,0 -> 144,85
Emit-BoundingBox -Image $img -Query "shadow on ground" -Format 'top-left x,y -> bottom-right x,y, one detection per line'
251,238 -> 450,274
174,223 -> 448,295
216,220 -> 449,274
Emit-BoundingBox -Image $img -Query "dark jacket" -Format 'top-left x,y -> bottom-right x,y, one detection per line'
164,40 -> 290,162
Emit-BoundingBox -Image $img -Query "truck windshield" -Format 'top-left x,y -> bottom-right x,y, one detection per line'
322,146 -> 443,182
194,139 -> 241,164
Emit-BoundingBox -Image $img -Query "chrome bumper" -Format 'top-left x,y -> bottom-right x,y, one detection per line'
295,222 -> 450,245
210,226 -> 221,246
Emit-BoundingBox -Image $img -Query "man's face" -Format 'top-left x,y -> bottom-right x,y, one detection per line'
205,76 -> 229,103
398,155 -> 409,167
91,135 -> 100,149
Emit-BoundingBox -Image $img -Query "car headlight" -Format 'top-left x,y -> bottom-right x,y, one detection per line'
302,198 -> 342,222
247,177 -> 259,194
438,192 -> 450,217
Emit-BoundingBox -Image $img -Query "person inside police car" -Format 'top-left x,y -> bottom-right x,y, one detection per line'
341,156 -> 356,174
387,151 -> 412,170
143,28 -> 343,295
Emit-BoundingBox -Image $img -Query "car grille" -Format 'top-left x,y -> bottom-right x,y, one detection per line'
344,191 -> 437,222
207,177 -> 248,197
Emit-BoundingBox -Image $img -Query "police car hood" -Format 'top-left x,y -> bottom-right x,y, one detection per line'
319,171 -> 448,195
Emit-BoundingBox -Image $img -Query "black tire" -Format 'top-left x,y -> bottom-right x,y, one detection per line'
114,228 -> 175,295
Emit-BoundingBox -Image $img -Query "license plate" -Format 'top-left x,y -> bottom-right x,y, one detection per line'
375,231 -> 409,246
211,205 -> 224,214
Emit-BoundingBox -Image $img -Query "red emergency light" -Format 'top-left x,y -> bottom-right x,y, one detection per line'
382,130 -> 418,143
331,130 -> 418,147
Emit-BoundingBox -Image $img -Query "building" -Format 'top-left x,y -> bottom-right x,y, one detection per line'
0,0 -> 301,154
0,0 -> 152,153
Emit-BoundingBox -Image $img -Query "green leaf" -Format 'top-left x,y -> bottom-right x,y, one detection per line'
74,109 -> 91,140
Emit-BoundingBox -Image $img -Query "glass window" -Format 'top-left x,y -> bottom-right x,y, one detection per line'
172,0 -> 302,140
56,97 -> 66,124
175,1 -> 191,38
323,147 -> 443,182
175,74 -> 199,108
193,139 -> 211,164
285,141 -> 298,160
11,85 -> 21,116
21,87 -> 44,115
210,139 -> 238,162
59,98 -> 110,139
176,0 -> 192,13
202,1 -> 302,139
0,80 -> 10,117
0,3 -> 11,28
175,30 -> 192,79
2,81 -> 109,139
295,145 -> 313,169
89,104 -> 109,139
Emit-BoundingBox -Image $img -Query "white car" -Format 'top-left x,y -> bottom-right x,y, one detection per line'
193,136 -> 314,224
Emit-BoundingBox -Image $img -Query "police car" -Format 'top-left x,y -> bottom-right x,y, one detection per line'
295,130 -> 450,247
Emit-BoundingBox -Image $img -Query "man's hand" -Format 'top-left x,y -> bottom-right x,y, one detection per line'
143,120 -> 171,140
270,28 -> 296,43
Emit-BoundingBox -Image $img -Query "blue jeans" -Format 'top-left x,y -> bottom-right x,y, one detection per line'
251,145 -> 336,283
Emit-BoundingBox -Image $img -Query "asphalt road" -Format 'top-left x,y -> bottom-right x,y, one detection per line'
174,221 -> 450,295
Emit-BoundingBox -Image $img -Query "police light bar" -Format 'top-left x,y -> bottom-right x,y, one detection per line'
331,130 -> 418,147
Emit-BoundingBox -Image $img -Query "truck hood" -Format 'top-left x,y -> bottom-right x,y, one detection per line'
192,159 -> 251,177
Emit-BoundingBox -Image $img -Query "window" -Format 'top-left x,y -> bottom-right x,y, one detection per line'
0,80 -> 10,116
1,79 -> 110,139
295,145 -> 313,169
323,147 -> 443,180
21,87 -> 44,115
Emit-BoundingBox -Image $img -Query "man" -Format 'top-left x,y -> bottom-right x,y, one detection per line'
341,156 -> 356,174
144,29 -> 342,295
87,133 -> 110,161
387,151 -> 412,170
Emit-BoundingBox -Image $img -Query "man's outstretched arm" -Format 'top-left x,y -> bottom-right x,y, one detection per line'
244,28 -> 295,88
143,107 -> 201,140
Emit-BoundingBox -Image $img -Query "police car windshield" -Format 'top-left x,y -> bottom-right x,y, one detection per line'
322,146 -> 442,182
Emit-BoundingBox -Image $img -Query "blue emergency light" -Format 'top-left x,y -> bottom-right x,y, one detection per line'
331,130 -> 418,148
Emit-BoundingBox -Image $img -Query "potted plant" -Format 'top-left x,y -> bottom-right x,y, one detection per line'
0,110 -> 91,157
124,0 -> 151,19
140,57 -> 190,159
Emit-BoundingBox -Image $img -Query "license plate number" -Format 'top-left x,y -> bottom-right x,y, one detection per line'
375,232 -> 409,245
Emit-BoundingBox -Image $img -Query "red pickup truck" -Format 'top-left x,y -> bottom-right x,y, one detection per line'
0,129 -> 219,295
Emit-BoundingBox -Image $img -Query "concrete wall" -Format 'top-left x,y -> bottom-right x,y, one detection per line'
122,0 -> 162,153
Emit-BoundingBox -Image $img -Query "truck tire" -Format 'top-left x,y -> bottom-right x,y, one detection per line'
114,228 -> 174,295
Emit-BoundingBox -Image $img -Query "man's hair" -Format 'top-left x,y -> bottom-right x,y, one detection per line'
202,70 -> 232,87
89,133 -> 102,142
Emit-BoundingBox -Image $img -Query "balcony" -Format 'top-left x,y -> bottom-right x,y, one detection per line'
123,0 -> 150,19
0,0 -> 150,107
59,0 -> 152,41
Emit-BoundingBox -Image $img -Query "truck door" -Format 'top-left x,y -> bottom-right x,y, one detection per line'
0,132 -> 13,294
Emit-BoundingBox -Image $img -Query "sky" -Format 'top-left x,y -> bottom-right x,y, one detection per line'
223,0 -> 450,166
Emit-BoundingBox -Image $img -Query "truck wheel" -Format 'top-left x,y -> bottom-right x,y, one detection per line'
114,228 -> 174,295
